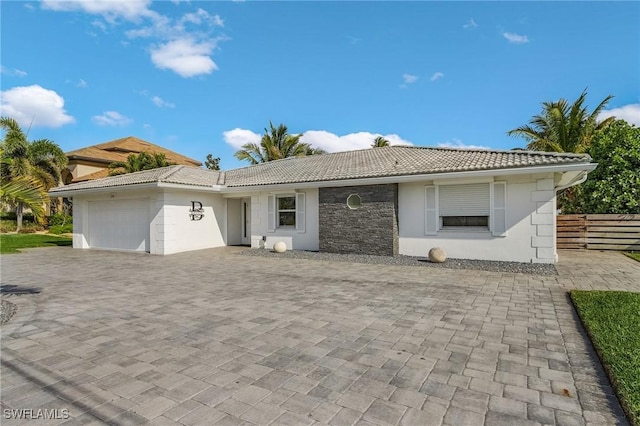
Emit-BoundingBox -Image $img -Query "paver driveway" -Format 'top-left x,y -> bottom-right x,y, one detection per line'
1,247 -> 638,426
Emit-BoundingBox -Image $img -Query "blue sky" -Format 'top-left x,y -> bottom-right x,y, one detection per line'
2,1 -> 639,170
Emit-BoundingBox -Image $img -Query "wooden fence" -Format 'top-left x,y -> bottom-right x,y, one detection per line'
557,214 -> 640,251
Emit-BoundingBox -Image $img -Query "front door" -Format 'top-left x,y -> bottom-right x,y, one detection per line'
241,198 -> 251,245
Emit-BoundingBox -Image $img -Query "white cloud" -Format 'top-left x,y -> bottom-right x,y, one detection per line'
223,128 -> 262,150
402,74 -> 418,84
151,95 -> 175,108
437,138 -> 491,150
44,1 -> 228,79
223,129 -> 413,153
1,66 -> 28,77
430,72 -> 444,81
180,9 -> 224,27
599,104 -> 640,126
503,32 -> 529,44
92,111 -> 132,126
151,38 -> 218,77
302,131 -> 412,152
41,0 -> 154,22
91,19 -> 108,32
463,18 -> 478,29
0,85 -> 74,128
77,79 -> 88,88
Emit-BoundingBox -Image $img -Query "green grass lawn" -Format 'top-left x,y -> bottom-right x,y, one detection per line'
0,234 -> 72,254
571,291 -> 640,425
625,252 -> 640,262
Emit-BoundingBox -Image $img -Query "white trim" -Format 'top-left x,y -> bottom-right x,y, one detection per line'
50,182 -> 224,197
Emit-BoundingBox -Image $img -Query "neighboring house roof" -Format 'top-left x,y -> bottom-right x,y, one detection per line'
66,136 -> 202,168
52,166 -> 224,192
51,146 -> 592,194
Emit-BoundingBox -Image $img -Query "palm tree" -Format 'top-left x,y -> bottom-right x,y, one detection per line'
507,89 -> 614,153
305,146 -> 327,156
234,122 -> 324,164
108,152 -> 175,175
0,176 -> 46,224
372,136 -> 390,147
1,117 -> 67,230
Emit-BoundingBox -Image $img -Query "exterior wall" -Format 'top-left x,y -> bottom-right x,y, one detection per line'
72,188 -> 226,255
398,174 -> 556,263
69,172 -> 557,262
319,184 -> 398,256
251,189 -> 319,251
72,188 -> 160,252
156,190 -> 226,255
68,162 -> 104,180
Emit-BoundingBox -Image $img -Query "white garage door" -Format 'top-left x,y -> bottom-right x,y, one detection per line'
88,199 -> 150,252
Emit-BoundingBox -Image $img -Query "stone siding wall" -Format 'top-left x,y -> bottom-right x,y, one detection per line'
319,184 -> 399,256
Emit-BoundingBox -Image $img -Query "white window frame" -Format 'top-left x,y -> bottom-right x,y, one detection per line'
424,182 -> 507,236
277,195 -> 296,228
267,192 -> 306,233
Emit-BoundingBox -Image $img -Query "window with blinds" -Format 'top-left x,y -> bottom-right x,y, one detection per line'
424,182 -> 508,235
439,183 -> 490,229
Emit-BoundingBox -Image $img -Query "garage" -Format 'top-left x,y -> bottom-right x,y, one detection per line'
88,198 -> 150,252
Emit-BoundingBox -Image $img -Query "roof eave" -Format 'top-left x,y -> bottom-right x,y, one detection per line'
222,162 -> 597,192
157,182 -> 224,192
49,182 -> 160,197
67,155 -> 114,165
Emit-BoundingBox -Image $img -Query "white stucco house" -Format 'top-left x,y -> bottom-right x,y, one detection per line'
50,146 -> 596,263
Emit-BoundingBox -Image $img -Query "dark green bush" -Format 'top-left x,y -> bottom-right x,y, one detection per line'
47,213 -> 72,226
0,212 -> 36,222
48,224 -> 73,234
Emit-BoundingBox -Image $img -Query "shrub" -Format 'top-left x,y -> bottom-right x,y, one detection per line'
18,228 -> 37,234
48,224 -> 73,234
0,220 -> 16,233
0,212 -> 36,222
47,213 -> 72,226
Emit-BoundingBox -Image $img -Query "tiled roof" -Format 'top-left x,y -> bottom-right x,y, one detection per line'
223,146 -> 591,187
66,136 -> 202,167
51,146 -> 591,193
50,166 -> 223,193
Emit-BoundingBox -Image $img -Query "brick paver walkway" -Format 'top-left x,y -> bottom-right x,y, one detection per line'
1,247 -> 638,425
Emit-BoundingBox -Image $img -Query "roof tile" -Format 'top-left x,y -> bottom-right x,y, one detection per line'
51,146 -> 592,193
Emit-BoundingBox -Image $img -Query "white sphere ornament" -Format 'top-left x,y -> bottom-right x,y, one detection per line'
273,241 -> 287,253
428,247 -> 447,263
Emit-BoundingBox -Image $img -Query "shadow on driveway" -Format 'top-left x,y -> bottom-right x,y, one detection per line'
0,284 -> 41,295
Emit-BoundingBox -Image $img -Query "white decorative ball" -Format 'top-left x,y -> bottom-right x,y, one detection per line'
428,247 -> 447,263
273,241 -> 287,253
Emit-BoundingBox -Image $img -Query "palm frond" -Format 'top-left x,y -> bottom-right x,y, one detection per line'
0,176 -> 47,221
